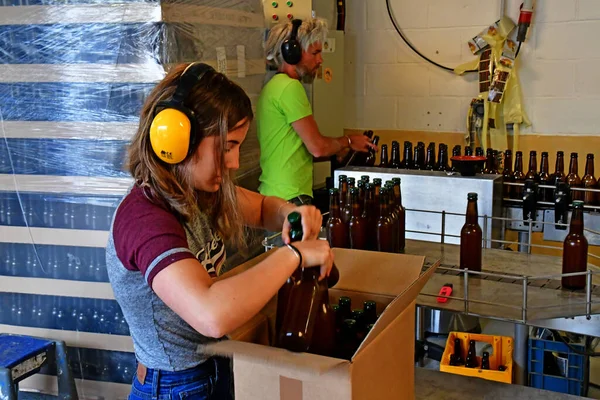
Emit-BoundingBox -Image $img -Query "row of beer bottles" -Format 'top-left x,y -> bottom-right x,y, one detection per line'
332,296 -> 380,360
504,150 -> 599,206
459,191 -> 589,292
330,175 -> 405,253
379,141 -> 454,171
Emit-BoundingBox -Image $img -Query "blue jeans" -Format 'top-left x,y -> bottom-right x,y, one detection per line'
129,357 -> 233,400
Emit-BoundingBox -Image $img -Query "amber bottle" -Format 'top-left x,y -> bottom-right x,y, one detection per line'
376,188 -> 394,253
460,193 -> 482,272
327,188 -> 349,249
512,151 -> 525,200
379,144 -> 389,168
539,152 -> 551,203
348,188 -> 367,250
562,201 -> 588,290
567,152 -> 583,201
582,154 -> 598,206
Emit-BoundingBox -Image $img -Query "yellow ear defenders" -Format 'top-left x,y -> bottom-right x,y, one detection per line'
149,62 -> 215,164
281,19 -> 303,65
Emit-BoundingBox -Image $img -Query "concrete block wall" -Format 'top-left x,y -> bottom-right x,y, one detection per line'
344,0 -> 600,136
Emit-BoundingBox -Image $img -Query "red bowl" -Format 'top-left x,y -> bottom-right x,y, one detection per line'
450,155 -> 487,176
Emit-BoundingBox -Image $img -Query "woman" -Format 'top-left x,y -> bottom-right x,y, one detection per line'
105,62 -> 334,399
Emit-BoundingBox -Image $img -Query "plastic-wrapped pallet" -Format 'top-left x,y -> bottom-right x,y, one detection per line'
0,0 -> 265,398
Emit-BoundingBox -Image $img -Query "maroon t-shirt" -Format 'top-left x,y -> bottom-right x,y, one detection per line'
112,185 -> 226,287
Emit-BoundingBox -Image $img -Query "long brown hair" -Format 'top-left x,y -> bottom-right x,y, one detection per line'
128,63 -> 253,247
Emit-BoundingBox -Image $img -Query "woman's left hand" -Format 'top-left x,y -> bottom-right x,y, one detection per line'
281,205 -> 323,244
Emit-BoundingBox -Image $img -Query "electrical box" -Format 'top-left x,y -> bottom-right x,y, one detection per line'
262,0 -> 312,26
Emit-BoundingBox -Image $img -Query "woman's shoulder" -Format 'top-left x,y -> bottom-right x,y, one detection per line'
114,185 -> 182,232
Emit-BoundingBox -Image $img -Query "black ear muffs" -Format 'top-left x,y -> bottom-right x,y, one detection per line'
149,63 -> 215,164
281,19 -> 303,65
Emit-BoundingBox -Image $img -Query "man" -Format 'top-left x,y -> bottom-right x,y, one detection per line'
257,18 -> 374,205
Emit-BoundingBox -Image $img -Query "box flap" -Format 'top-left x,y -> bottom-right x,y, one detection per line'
200,340 -> 348,379
352,260 -> 440,359
332,248 -> 426,296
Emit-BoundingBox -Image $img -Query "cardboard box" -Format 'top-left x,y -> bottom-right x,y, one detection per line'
204,248 -> 439,400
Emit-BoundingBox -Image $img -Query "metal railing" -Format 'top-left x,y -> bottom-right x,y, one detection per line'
261,205 -> 600,324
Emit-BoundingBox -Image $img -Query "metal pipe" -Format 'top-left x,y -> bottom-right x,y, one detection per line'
522,277 -> 528,323
514,323 -> 529,385
527,219 -> 533,254
518,231 -> 529,253
464,269 -> 469,314
419,292 -> 523,310
587,270 -> 593,320
415,306 -> 425,367
441,210 -> 446,244
483,214 -> 489,248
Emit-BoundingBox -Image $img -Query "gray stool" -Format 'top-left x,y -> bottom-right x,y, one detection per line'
0,334 -> 78,399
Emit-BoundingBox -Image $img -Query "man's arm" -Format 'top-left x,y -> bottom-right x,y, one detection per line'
292,115 -> 374,158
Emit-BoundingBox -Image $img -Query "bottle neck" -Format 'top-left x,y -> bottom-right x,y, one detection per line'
528,154 -> 537,173
466,200 -> 479,224
514,154 -> 523,173
570,207 -> 584,234
556,155 -> 565,174
585,157 -> 595,176
569,157 -> 579,175
381,147 -> 389,163
329,193 -> 340,218
540,155 -> 549,174
351,194 -> 361,217
504,154 -> 513,174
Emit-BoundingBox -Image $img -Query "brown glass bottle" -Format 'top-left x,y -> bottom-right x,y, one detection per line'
483,148 -> 495,174
567,153 -> 583,201
582,154 -> 598,206
361,175 -> 370,184
338,296 -> 352,322
378,144 -> 389,168
412,145 -> 422,170
562,201 -> 588,290
552,151 -> 567,186
465,340 -> 478,368
512,151 -> 525,199
348,188 -> 367,250
475,147 -> 484,157
437,144 -> 449,171
376,188 -> 394,253
525,150 -> 540,183
539,152 -> 551,203
402,141 -> 413,170
492,150 -> 500,174
390,141 -> 402,169
385,184 -> 400,253
363,300 -> 378,326
392,178 -> 406,253
339,175 -> 348,218
362,183 -> 377,251
465,146 -> 473,156
364,136 -> 380,167
327,188 -> 349,249
276,212 -> 303,336
278,262 -> 336,356
450,146 -> 461,173
357,180 -> 366,216
425,143 -> 436,170
460,193 -> 482,272
337,319 -> 359,360
343,178 -> 355,225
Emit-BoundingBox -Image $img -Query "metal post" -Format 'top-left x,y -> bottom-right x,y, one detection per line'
514,323 -> 529,386
416,306 -> 426,367
586,270 -> 593,320
527,219 -> 533,254
441,211 -> 446,244
522,277 -> 528,323
517,232 -> 529,253
483,214 -> 488,248
464,269 -> 469,314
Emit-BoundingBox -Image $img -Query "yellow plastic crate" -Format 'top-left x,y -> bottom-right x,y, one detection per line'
440,331 -> 514,384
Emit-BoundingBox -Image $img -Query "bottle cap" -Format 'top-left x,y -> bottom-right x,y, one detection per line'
467,192 -> 478,200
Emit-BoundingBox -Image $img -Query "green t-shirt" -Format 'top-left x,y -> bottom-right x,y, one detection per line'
257,74 -> 314,200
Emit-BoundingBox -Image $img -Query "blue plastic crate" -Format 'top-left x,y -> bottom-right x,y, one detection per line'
528,338 -> 585,396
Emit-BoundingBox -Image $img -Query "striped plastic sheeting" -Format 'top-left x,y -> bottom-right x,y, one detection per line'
0,1 -> 265,396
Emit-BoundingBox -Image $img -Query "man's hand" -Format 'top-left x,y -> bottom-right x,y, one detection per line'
348,134 -> 378,153
281,205 -> 323,244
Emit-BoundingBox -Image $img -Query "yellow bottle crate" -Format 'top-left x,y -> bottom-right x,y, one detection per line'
440,331 -> 514,384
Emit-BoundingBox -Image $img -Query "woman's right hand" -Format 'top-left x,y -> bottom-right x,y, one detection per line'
291,240 -> 334,281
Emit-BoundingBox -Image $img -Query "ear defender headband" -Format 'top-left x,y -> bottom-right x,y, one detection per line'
149,62 -> 215,164
281,19 -> 303,65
